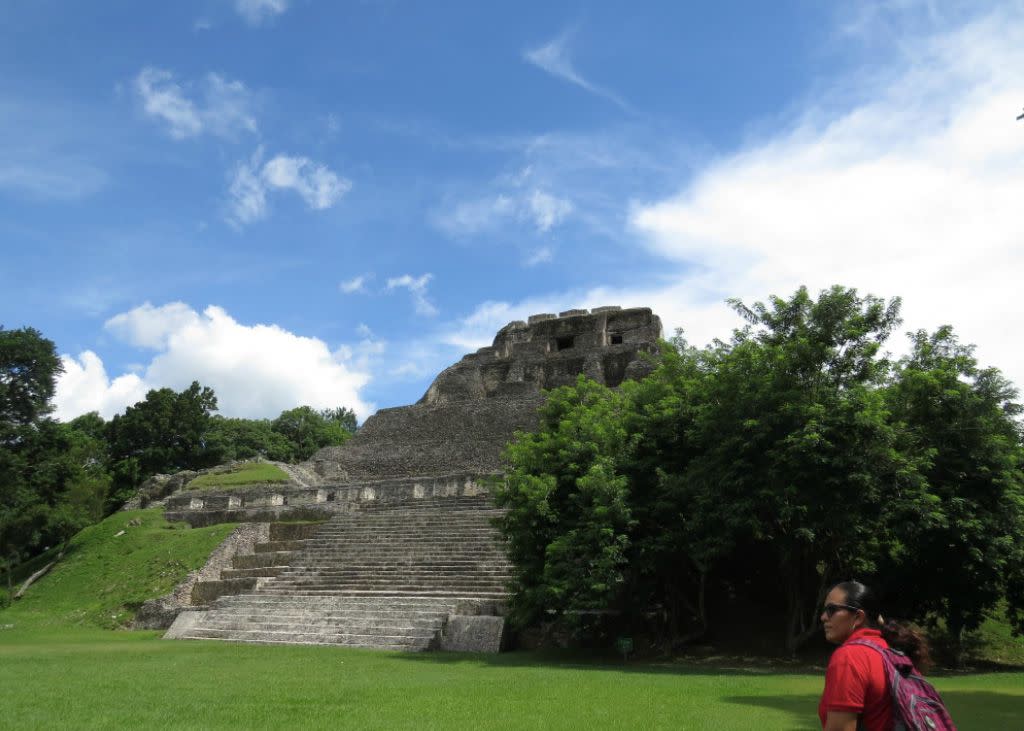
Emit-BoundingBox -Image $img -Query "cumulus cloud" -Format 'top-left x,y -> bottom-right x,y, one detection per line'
227,147 -> 351,226
53,303 -> 373,421
386,274 -> 438,317
54,351 -> 148,421
524,31 -> 629,110
444,7 -> 1024,393
235,0 -> 289,25
134,68 -> 257,140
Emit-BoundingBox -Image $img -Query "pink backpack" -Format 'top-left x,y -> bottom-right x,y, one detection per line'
848,640 -> 957,731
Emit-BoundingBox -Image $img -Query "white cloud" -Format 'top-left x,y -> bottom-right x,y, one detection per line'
262,155 -> 352,209
54,302 -> 373,421
227,150 -> 268,225
436,195 -> 515,236
105,301 -> 199,349
626,8 -> 1024,381
444,7 -> 1024,394
235,0 -> 289,25
436,189 -> 573,238
134,68 -> 257,140
524,247 -> 554,267
134,68 -> 201,139
227,147 -> 351,227
54,351 -> 148,421
524,31 -> 629,110
386,274 -> 438,317
340,275 -> 370,294
527,189 -> 573,232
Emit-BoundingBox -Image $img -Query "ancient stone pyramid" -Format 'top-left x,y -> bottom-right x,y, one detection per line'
164,306 -> 662,651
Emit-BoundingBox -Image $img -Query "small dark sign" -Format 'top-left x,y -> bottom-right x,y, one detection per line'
615,636 -> 633,660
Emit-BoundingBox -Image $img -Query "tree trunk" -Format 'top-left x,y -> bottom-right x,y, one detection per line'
14,551 -> 62,600
2,555 -> 11,608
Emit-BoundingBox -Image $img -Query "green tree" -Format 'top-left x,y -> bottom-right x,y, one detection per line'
0,326 -> 63,435
320,406 -> 358,434
270,406 -> 353,461
105,381 -> 218,508
884,326 -> 1024,658
205,416 -> 296,462
495,378 -> 635,630
688,286 -> 920,652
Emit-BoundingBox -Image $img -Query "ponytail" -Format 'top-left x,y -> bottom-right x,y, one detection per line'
880,618 -> 932,673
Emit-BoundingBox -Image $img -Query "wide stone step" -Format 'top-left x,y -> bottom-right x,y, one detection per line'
179,627 -> 436,648
205,608 -> 452,622
221,567 -> 287,579
260,585 -> 507,593
199,617 -> 444,633
212,594 -> 457,607
325,518 -> 502,525
277,567 -> 508,577
254,540 -> 310,553
269,582 -> 508,592
231,551 -> 296,569
310,530 -> 501,538
287,561 -> 511,569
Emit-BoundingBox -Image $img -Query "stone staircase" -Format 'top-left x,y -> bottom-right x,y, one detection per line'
169,494 -> 511,649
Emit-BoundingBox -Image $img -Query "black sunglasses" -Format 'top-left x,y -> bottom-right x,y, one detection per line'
822,603 -> 861,618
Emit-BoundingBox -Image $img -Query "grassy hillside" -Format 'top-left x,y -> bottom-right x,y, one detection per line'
186,462 -> 290,490
0,509 -> 235,629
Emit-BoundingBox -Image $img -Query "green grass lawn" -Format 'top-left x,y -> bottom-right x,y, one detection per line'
0,509 -> 235,628
186,462 -> 291,490
0,628 -> 1020,730
2,503 -> 1020,729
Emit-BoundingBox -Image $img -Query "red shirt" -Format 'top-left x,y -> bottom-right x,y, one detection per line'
818,628 -> 894,730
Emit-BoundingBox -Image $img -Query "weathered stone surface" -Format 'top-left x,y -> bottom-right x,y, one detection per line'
310,307 -> 660,485
122,470 -> 198,510
440,615 -> 506,653
164,610 -> 206,640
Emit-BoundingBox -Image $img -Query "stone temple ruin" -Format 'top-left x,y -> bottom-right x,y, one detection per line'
162,306 -> 662,651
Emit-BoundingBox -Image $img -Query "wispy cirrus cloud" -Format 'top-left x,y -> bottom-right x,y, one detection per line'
435,188 -> 573,238
0,98 -> 110,200
227,147 -> 352,226
235,0 -> 289,26
385,273 -> 438,317
524,30 -> 630,110
134,67 -> 258,140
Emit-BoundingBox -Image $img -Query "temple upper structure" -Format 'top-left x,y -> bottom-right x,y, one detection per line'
311,306 -> 662,483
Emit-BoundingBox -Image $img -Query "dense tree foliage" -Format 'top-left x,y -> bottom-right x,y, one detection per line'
883,327 -> 1024,659
0,326 -> 62,433
105,382 -> 219,509
271,406 -> 357,461
496,286 -> 1024,656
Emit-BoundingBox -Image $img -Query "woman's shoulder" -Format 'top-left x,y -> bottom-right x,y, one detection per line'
829,631 -> 888,670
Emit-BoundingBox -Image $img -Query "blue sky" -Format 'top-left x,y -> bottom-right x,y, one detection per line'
2,1 -> 1022,422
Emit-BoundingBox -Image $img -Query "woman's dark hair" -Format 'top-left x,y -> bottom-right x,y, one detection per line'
832,580 -> 933,673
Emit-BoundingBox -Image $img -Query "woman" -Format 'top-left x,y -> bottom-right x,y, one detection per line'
818,580 -> 932,731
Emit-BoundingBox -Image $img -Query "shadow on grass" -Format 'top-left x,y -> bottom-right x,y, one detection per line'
394,647 -> 824,677
723,691 -> 1024,731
